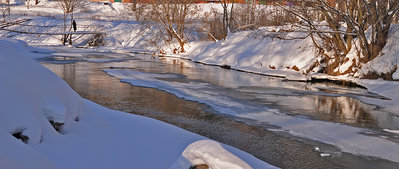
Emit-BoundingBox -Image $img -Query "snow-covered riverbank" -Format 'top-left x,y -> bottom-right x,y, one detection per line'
104,63 -> 399,164
2,1 -> 399,166
4,1 -> 399,81
0,38 -> 276,168
178,27 -> 399,117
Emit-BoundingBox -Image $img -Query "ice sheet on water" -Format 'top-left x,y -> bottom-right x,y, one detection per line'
105,69 -> 266,115
105,69 -> 399,163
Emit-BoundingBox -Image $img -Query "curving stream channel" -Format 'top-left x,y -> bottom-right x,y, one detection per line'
39,51 -> 399,169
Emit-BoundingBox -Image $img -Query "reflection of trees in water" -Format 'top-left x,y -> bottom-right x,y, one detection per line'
63,63 -> 76,88
315,96 -> 375,126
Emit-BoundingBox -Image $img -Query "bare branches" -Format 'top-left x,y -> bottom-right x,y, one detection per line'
57,0 -> 86,45
147,0 -> 195,53
57,0 -> 83,14
0,0 -> 11,22
279,0 -> 399,75
221,0 -> 235,37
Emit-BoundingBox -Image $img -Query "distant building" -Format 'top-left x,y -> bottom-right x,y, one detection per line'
90,0 -> 256,4
90,0 -> 143,3
90,0 -> 298,5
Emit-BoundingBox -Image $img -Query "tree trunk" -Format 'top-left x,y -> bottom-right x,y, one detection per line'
69,10 -> 74,45
6,0 -> 10,15
221,0 -> 230,38
132,0 -> 137,11
63,12 -> 66,45
229,2 -> 234,31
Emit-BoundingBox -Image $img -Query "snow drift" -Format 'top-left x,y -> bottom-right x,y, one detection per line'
186,27 -> 316,78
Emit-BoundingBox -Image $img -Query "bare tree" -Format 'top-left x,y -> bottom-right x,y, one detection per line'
132,0 -> 137,11
280,0 -> 399,75
129,0 -> 150,21
220,0 -> 236,38
25,0 -> 31,9
248,0 -> 256,25
6,0 -> 9,15
58,0 -> 84,45
221,0 -> 229,36
149,0 -> 195,53
316,0 -> 399,62
0,0 -> 10,22
200,7 -> 225,41
1,3 -> 6,22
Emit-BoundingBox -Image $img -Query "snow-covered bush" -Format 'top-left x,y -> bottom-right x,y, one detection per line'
87,33 -> 105,46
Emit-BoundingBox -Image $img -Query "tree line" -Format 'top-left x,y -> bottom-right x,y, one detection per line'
1,0 -> 398,77
130,0 -> 399,77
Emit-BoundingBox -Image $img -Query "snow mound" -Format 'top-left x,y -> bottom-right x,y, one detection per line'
384,129 -> 399,135
0,38 -> 81,144
170,140 -> 253,169
188,28 -> 315,74
356,25 -> 399,79
0,38 -> 81,168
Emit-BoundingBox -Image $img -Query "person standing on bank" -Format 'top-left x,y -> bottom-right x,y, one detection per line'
72,20 -> 77,32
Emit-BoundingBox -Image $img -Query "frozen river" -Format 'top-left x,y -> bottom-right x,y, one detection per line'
40,52 -> 399,168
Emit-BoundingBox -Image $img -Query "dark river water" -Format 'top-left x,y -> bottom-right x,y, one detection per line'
40,52 -> 399,169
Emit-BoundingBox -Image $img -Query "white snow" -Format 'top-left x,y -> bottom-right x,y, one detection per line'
320,153 -> 331,157
183,28 -> 315,80
356,79 -> 399,113
0,38 -> 276,169
2,1 -> 399,166
170,140 -> 253,169
383,129 -> 399,135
